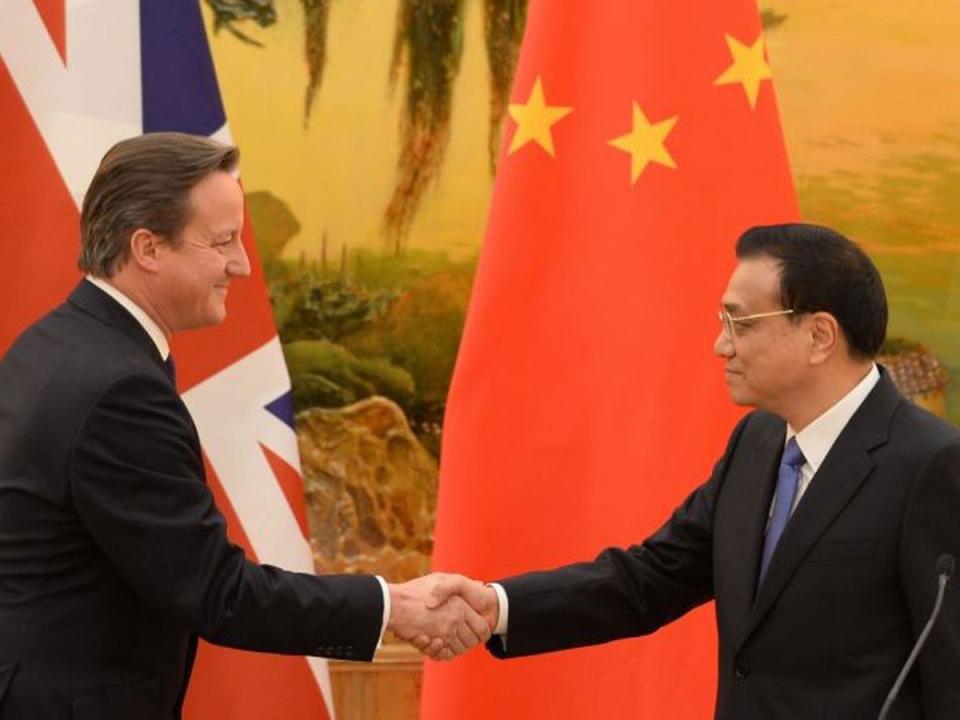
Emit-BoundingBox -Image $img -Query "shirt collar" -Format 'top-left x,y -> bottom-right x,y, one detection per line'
85,276 -> 170,360
787,364 -> 881,473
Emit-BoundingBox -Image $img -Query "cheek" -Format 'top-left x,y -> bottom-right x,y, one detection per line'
764,346 -> 805,382
196,261 -> 225,290
738,344 -> 786,382
734,339 -> 764,369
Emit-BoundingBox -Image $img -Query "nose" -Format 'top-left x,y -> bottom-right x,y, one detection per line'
714,328 -> 734,358
227,236 -> 252,279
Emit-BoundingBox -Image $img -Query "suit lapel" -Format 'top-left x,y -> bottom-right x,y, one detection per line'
736,372 -> 900,650
718,415 -> 784,635
67,280 -> 167,374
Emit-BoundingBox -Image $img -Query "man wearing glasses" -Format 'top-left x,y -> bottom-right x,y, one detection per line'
429,224 -> 960,718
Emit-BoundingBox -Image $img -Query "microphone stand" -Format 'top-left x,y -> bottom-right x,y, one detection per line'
877,556 -> 954,720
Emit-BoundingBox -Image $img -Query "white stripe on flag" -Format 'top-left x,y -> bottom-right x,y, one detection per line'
183,336 -> 336,718
0,0 -> 142,206
182,336 -> 308,568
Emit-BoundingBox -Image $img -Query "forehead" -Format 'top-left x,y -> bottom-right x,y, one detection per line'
186,171 -> 244,222
722,256 -> 783,311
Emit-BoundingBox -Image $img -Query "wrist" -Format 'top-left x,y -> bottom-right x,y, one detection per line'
483,585 -> 499,625
386,582 -> 411,632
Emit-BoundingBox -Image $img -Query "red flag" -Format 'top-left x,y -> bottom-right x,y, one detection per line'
0,3 -> 331,717
423,1 -> 798,717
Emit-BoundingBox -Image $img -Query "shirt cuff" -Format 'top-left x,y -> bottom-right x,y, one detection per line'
489,582 -> 509,635
375,575 -> 390,648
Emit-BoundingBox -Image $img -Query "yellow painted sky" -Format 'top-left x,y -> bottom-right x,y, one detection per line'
203,0 -> 495,261
204,0 -> 960,259
770,0 -> 960,178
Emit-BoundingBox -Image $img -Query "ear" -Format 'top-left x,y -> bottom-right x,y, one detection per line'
128,229 -> 166,273
808,312 -> 840,365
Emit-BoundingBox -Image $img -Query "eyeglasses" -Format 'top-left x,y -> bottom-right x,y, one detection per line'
718,308 -> 795,339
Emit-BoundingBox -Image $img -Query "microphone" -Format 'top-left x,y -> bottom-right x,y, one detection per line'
877,554 -> 955,720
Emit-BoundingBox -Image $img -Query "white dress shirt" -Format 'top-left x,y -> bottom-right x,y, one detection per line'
491,364 -> 881,638
86,276 -> 170,360
777,363 -> 880,517
84,277 -> 392,644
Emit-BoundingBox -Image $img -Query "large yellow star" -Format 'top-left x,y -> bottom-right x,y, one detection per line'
507,76 -> 573,156
608,103 -> 678,184
714,32 -> 773,110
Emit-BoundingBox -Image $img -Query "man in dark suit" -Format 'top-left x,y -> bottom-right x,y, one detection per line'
0,133 -> 489,719
429,224 -> 960,718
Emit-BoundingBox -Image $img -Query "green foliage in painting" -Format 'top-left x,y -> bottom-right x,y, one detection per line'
343,254 -> 474,426
283,277 -> 396,342
385,0 -> 467,255
484,0 -> 527,172
204,0 -> 276,46
249,191 -> 477,455
759,7 -> 789,30
302,0 -> 332,123
213,1 -> 529,253
283,339 -> 416,412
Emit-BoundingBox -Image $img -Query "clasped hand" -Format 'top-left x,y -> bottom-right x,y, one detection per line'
387,573 -> 498,661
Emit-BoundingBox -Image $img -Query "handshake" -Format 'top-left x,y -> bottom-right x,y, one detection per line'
386,573 -> 499,661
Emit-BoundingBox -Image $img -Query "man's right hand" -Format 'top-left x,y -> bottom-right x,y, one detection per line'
387,573 -> 496,660
399,573 -> 500,660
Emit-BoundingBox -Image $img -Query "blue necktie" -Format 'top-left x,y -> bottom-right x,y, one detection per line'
758,437 -> 805,586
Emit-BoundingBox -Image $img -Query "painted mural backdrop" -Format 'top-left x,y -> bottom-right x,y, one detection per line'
201,0 -> 959,605
201,0 -> 516,595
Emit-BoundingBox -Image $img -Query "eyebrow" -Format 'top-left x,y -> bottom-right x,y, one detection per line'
721,301 -> 743,313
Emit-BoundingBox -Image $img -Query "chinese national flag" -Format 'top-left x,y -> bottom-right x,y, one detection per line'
423,1 -> 798,718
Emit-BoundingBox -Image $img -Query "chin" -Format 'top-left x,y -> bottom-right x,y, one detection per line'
726,389 -> 754,407
187,310 -> 226,330
207,303 -> 228,326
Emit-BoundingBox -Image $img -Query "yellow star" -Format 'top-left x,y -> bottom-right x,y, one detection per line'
714,32 -> 773,110
507,76 -> 573,156
608,103 -> 678,184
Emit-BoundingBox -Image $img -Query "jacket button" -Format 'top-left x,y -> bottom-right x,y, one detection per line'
734,661 -> 750,679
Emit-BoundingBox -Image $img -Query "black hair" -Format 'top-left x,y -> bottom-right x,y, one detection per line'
736,224 -> 887,359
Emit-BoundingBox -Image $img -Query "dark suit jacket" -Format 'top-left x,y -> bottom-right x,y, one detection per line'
489,372 -> 960,719
0,281 -> 383,719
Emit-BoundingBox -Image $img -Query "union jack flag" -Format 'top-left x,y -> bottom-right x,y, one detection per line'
0,2 -> 333,717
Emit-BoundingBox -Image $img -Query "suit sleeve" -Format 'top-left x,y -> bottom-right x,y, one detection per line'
899,440 -> 960,717
487,415 -> 751,659
68,372 -> 383,661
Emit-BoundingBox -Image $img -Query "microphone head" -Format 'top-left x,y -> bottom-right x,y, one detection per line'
936,554 -> 955,578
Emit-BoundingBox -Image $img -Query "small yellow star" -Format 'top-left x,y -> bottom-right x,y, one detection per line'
714,32 -> 773,110
507,76 -> 573,156
608,103 -> 678,184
